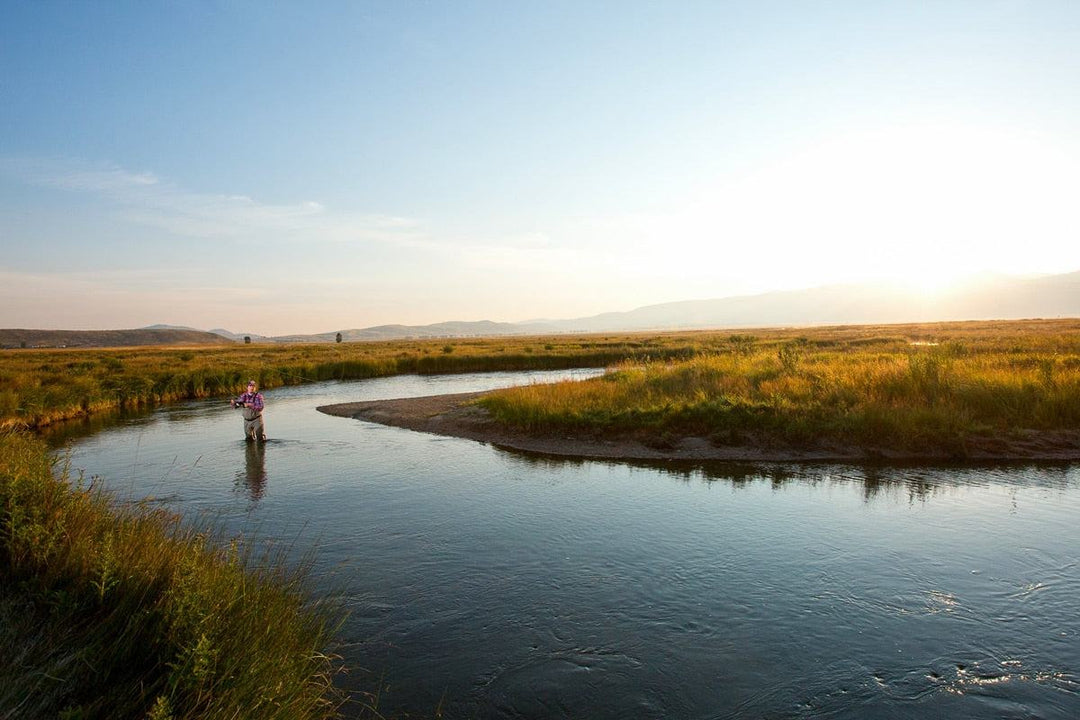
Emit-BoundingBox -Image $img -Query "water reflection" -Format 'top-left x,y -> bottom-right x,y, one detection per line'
40,408 -> 146,447
236,441 -> 267,502
499,448 -> 1077,505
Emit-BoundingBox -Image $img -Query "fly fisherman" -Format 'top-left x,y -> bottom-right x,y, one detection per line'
232,380 -> 266,441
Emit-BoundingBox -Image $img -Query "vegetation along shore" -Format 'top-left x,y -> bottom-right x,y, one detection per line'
0,432 -> 344,719
474,319 -> 1080,460
6,320 -> 1080,452
3,318 -> 1079,716
316,319 -> 1080,461
0,333 -> 695,432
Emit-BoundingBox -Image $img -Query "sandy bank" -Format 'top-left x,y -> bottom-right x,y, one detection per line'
317,392 -> 1080,462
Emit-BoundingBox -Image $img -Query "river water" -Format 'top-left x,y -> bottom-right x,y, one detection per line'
53,370 -> 1080,719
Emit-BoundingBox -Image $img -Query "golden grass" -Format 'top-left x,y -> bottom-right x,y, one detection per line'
3,318 -> 1079,446
478,319 -> 1080,452
0,333 -> 698,430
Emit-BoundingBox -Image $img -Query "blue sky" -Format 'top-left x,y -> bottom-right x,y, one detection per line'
2,1 -> 1079,335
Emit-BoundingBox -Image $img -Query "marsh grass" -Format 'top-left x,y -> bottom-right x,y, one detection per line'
0,432 -> 344,719
479,321 -> 1080,453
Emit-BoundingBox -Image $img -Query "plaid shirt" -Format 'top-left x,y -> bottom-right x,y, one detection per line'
237,391 -> 264,413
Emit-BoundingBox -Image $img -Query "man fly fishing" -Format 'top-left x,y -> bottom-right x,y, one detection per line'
232,380 -> 267,442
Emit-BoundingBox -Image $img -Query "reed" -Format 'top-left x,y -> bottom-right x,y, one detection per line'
0,432 -> 345,719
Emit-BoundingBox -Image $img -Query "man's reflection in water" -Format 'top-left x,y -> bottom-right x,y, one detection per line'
236,440 -> 267,501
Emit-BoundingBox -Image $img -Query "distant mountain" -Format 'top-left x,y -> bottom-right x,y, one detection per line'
263,320 -> 559,343
0,328 -> 236,349
539,271 -> 1080,333
221,270 -> 1080,343
9,270 -> 1078,348
144,323 -> 200,331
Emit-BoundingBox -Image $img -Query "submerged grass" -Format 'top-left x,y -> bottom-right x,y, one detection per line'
0,432 -> 344,719
479,320 -> 1080,453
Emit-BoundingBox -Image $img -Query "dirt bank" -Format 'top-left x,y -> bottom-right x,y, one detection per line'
317,392 -> 1080,462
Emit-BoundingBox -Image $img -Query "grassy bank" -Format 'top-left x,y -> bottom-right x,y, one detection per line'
5,320 -> 1080,448
0,432 -> 343,719
479,320 -> 1080,454
0,334 -> 702,431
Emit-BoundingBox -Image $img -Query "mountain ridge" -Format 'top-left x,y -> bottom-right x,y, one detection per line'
5,270 -> 1079,347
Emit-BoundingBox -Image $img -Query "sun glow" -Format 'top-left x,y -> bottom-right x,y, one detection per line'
627,122 -> 1080,298
756,123 -> 1078,290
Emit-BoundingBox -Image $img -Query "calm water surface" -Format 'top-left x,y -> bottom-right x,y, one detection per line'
54,371 -> 1080,719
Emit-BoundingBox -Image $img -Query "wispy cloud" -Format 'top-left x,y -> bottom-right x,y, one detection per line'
1,156 -> 423,244
48,166 -> 161,192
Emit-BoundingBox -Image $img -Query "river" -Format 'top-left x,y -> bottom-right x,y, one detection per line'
53,370 -> 1080,719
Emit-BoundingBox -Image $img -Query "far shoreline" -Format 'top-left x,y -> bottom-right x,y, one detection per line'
316,391 -> 1080,463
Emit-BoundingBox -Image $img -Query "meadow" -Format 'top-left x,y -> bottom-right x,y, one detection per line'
4,320 -> 1080,452
477,319 -> 1080,454
0,334 -> 698,431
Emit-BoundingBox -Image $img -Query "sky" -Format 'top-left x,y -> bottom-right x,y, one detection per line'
2,1 -> 1079,336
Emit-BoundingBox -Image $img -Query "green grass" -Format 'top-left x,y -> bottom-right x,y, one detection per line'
478,320 -> 1080,453
0,432 -> 345,719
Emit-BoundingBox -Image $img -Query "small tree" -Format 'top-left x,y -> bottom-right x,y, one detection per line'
336,332 -> 342,343
244,336 -> 251,344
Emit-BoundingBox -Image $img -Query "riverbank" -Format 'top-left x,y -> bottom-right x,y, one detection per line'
317,392 -> 1080,461
309,319 -> 1080,462
8,319 -> 1078,435
0,333 -> 696,432
0,432 -> 344,719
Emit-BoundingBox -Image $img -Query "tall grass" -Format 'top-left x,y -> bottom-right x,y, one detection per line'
479,322 -> 1080,452
0,432 -> 344,719
0,334 -> 705,431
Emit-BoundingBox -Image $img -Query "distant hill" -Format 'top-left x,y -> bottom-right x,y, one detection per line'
0,328 -> 237,349
255,320 -> 555,343
263,270 -> 1080,341
542,271 -> 1080,333
10,270 -> 1078,348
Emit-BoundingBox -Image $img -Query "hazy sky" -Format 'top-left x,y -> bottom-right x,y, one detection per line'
3,1 -> 1079,335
